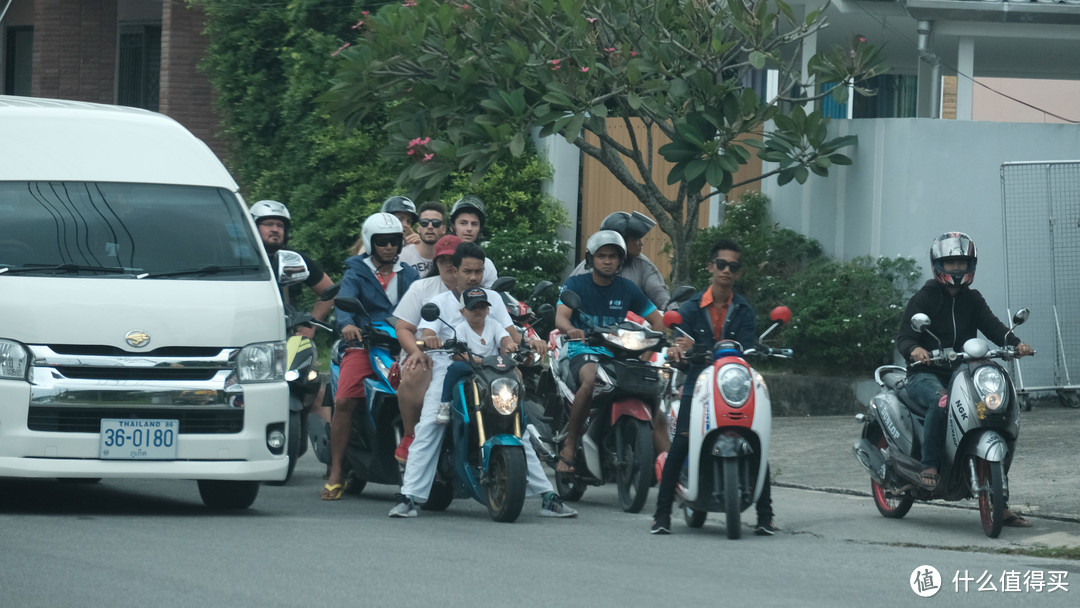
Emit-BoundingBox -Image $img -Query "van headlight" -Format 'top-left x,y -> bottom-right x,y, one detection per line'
235,341 -> 286,383
0,339 -> 31,380
973,365 -> 1006,411
716,364 -> 752,408
490,378 -> 519,415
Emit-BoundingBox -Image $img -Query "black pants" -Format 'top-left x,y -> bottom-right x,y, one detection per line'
654,367 -> 773,523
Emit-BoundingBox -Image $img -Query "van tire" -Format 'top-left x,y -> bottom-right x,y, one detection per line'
197,480 -> 259,510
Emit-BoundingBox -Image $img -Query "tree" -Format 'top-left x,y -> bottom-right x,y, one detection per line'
323,0 -> 886,283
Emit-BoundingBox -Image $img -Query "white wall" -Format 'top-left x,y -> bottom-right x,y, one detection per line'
762,118 -> 1080,318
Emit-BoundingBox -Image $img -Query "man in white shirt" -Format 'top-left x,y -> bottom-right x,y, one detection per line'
389,242 -> 574,518
449,195 -> 497,288
398,201 -> 447,276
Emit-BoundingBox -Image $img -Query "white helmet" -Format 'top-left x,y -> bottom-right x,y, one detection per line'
251,200 -> 291,245
585,229 -> 626,269
362,212 -> 405,262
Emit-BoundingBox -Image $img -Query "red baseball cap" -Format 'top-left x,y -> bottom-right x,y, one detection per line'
433,234 -> 463,259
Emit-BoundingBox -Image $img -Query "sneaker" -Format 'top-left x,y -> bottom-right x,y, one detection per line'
436,402 -> 451,425
388,494 -> 418,518
539,492 -> 578,518
650,512 -> 671,535
394,433 -> 414,463
754,519 -> 778,536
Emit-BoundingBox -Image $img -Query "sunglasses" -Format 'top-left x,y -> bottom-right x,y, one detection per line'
372,234 -> 403,248
713,259 -> 743,272
418,218 -> 444,228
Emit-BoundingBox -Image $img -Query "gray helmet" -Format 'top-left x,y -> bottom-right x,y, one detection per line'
585,229 -> 627,269
930,231 -> 977,287
381,195 -> 418,225
601,211 -> 656,240
450,195 -> 486,227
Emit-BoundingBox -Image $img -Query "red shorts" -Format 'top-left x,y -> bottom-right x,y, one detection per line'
336,348 -> 374,400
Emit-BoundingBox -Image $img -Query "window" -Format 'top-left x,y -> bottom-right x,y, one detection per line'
117,24 -> 161,111
3,26 -> 32,96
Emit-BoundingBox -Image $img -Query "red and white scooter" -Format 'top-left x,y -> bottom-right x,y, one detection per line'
659,306 -> 792,538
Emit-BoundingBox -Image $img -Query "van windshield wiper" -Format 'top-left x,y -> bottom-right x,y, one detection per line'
0,263 -> 140,276
142,264 -> 263,279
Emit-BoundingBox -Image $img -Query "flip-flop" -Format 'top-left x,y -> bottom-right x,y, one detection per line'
320,482 -> 347,501
1004,514 -> 1033,528
555,455 -> 575,474
918,470 -> 940,489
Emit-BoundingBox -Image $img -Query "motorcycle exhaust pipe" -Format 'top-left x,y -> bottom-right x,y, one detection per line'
526,423 -> 557,464
853,438 -> 887,484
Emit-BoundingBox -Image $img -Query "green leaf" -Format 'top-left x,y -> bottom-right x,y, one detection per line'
829,153 -> 854,166
509,132 -> 526,156
628,91 -> 642,110
684,158 -> 708,182
749,50 -> 766,70
563,113 -> 586,143
705,161 -> 727,188
794,166 -> 809,184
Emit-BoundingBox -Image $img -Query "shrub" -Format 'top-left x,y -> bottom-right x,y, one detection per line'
690,192 -> 920,374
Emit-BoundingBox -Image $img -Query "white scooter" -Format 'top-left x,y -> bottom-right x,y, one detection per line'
660,307 -> 792,539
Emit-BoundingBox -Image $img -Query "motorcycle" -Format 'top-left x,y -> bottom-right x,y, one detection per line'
546,290 -> 672,513
852,308 -> 1032,538
660,306 -> 792,539
419,302 -> 532,522
327,296 -> 407,494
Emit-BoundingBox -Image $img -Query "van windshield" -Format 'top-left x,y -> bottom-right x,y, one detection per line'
0,182 -> 268,280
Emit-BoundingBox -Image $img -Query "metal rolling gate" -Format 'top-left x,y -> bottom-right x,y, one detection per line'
1001,161 -> 1080,406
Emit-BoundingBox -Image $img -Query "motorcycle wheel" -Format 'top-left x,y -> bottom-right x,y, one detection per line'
615,418 -> 653,514
486,447 -> 527,523
976,458 -> 1005,538
423,479 -> 454,511
870,437 -> 914,518
681,500 -> 707,528
723,458 -> 742,539
555,470 -> 586,502
267,406 -> 302,486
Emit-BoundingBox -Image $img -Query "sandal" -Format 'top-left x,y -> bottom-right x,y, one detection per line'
320,482 -> 347,501
555,447 -> 575,474
1003,513 -> 1033,528
918,469 -> 940,489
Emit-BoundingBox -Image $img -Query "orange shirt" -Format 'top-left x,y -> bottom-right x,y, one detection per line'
700,287 -> 734,343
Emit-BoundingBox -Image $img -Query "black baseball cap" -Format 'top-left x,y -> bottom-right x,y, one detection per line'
459,287 -> 490,310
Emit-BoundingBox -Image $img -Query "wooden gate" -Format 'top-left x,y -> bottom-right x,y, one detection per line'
579,118 -> 762,280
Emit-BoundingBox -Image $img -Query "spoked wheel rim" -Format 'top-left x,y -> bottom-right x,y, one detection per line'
976,457 -> 1005,538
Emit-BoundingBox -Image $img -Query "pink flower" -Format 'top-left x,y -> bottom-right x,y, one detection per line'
361,10 -> 369,15
580,67 -> 589,72
551,65 -> 561,71
351,20 -> 364,29
330,42 -> 350,57
604,47 -> 615,52
462,3 -> 470,8
586,18 -> 597,23
423,153 -> 434,162
630,51 -> 638,56
407,149 -> 415,155
549,59 -> 561,65
403,0 -> 417,6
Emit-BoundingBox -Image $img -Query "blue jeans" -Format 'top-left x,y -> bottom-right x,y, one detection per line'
906,372 -> 949,470
440,360 -> 472,403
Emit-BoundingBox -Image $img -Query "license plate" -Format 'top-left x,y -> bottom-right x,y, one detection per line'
99,419 -> 179,460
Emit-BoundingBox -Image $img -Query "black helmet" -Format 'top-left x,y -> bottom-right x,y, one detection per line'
381,195 -> 418,225
450,195 -> 486,227
600,211 -> 655,240
930,232 -> 977,288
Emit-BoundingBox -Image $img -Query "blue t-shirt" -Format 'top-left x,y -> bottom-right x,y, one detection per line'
559,273 -> 657,359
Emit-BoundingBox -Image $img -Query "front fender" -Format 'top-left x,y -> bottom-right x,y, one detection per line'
711,432 -> 753,459
482,435 -> 525,470
610,398 -> 652,424
964,430 -> 1009,462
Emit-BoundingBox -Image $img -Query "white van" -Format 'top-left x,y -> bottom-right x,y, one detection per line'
0,96 -> 289,509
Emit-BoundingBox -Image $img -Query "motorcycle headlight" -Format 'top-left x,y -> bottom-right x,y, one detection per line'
604,329 -> 659,351
973,365 -> 1006,411
0,339 -> 31,380
716,364 -> 752,408
490,378 -> 519,415
374,356 -> 391,382
236,341 -> 286,383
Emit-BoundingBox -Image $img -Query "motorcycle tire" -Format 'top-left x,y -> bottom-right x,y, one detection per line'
423,479 -> 454,511
976,458 -> 1005,538
555,470 -> 586,502
615,418 -> 653,514
682,500 -> 707,528
486,446 -> 527,523
723,458 -> 742,539
871,437 -> 914,519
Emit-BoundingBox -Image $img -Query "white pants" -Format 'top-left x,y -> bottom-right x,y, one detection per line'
400,356 -> 553,501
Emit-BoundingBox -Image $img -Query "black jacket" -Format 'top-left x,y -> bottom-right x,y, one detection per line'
896,280 -> 1020,376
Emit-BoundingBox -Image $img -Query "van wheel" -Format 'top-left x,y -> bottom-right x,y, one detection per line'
197,480 -> 259,510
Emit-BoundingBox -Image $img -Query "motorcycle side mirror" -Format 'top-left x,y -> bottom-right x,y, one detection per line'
491,276 -> 516,293
276,250 -> 310,285
420,303 -> 442,322
319,282 -> 341,301
910,313 -> 931,333
662,310 -> 683,329
669,285 -> 695,305
537,302 -> 555,325
560,289 -> 581,311
1012,308 -> 1030,326
529,280 -> 554,300
334,296 -> 367,316
770,306 -> 792,325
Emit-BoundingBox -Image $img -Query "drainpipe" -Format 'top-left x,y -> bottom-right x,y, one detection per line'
917,20 -> 941,119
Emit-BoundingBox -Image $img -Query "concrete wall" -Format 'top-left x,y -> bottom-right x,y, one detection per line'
763,118 -> 1080,315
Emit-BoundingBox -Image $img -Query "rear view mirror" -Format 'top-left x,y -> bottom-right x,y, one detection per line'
910,313 -> 931,333
559,290 -> 581,310
529,280 -> 554,300
662,310 -> 683,329
769,306 -> 792,325
276,250 -> 309,285
421,303 -> 442,322
1012,308 -> 1030,326
491,276 -> 516,293
669,285 -> 695,305
334,297 -> 367,316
